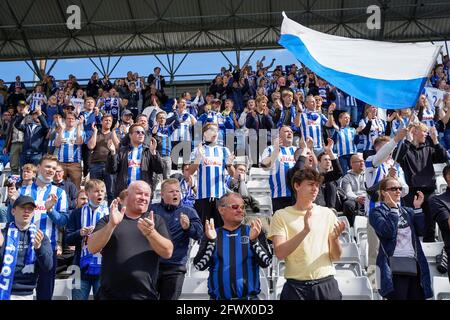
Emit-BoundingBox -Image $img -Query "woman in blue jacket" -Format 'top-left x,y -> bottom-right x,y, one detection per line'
369,176 -> 432,300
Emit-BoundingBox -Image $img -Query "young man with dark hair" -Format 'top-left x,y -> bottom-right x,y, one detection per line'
269,168 -> 345,300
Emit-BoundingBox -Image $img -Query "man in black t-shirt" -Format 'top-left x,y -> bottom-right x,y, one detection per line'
89,180 -> 173,300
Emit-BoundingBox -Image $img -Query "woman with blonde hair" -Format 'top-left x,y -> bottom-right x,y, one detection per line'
369,176 -> 432,300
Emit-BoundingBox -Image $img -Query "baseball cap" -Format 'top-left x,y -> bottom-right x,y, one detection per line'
13,195 -> 36,209
64,103 -> 75,109
122,110 -> 133,116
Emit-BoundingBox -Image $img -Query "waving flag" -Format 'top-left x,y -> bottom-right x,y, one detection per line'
279,12 -> 441,109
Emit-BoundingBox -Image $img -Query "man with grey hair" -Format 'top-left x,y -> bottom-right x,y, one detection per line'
194,192 -> 272,300
89,180 -> 173,300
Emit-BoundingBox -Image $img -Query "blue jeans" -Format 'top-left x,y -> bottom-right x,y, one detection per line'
72,277 -> 101,300
89,162 -> 115,204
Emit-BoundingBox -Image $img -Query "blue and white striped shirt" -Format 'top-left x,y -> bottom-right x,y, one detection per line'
357,117 -> 386,151
27,93 -> 47,111
261,145 -> 297,198
127,144 -> 143,185
300,111 -> 328,150
169,111 -> 194,142
57,128 -> 84,163
191,144 -> 230,199
415,106 -> 435,128
332,126 -> 358,157
19,183 -> 68,249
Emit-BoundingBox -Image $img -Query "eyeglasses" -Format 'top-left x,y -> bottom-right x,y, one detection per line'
133,130 -> 145,135
222,204 -> 245,210
386,187 -> 402,192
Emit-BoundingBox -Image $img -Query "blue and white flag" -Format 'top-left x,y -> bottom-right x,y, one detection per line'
279,12 -> 441,109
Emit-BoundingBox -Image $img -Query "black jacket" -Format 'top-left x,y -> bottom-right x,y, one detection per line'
287,155 -> 343,207
14,114 -> 49,154
106,144 -> 163,197
429,188 -> 450,255
52,180 -> 78,210
394,138 -> 448,191
245,112 -> 274,130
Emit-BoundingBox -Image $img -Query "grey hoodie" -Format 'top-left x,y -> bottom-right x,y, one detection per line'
340,170 -> 367,201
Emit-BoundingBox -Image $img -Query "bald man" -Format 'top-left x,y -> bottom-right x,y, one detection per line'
89,181 -> 173,300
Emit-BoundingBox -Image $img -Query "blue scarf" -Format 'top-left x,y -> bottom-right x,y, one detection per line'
79,203 -> 109,276
0,222 -> 37,300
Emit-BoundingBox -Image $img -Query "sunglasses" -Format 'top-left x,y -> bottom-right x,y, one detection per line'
386,187 -> 402,192
223,204 -> 245,210
133,130 -> 145,135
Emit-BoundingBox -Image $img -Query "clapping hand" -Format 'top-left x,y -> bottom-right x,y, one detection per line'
180,213 -> 190,230
249,218 -> 262,241
44,194 -> 58,212
329,221 -> 346,240
33,230 -> 44,250
205,218 -> 217,240
109,198 -> 125,226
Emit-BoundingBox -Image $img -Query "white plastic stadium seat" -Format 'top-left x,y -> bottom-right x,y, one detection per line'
0,223 -> 5,229
249,167 -> 269,181
334,242 -> 362,276
254,196 -> 272,216
353,216 -> 368,243
421,241 -> 444,263
246,180 -> 271,197
273,276 -> 286,300
335,276 -> 373,300
180,277 -> 210,300
433,276 -> 450,300
436,175 -> 447,194
186,241 -> 200,276
52,278 -> 73,300
337,216 -> 352,243
258,276 -> 270,300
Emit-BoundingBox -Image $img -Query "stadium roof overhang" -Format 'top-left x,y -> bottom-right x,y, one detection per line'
1,0 -> 450,79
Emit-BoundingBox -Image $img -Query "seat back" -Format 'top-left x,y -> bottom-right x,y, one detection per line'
335,276 -> 373,300
433,276 -> 450,300
258,276 -> 270,300
421,242 -> 444,262
180,277 -> 210,300
52,278 -> 73,300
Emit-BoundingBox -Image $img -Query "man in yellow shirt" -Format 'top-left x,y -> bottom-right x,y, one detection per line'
268,168 -> 346,300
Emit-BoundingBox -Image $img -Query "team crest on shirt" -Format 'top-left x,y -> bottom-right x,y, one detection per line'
240,236 -> 249,244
